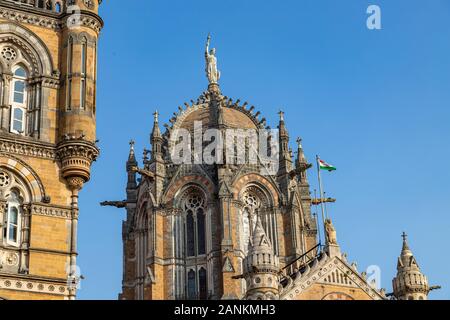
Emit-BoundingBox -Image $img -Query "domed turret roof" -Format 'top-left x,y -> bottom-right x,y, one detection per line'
162,90 -> 268,137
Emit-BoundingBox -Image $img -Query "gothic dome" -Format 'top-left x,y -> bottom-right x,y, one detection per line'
164,90 -> 268,136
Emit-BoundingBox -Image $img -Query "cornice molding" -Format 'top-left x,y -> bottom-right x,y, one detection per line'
0,5 -> 103,34
0,136 -> 57,160
0,275 -> 69,297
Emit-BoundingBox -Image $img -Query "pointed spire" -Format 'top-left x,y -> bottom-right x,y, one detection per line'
249,214 -> 273,252
401,231 -> 411,252
397,232 -> 419,272
151,110 -> 162,139
243,214 -> 280,300
127,139 -> 137,164
278,109 -> 289,141
151,110 -> 163,161
296,137 -> 306,163
126,139 -> 138,190
278,110 -> 285,122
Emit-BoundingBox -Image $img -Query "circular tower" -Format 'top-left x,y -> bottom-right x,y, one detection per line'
392,233 -> 430,300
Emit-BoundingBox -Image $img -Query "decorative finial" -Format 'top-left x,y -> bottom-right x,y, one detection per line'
402,232 -> 408,242
205,33 -> 221,85
278,110 -> 285,121
153,110 -> 159,123
129,139 -> 135,151
296,137 -> 303,149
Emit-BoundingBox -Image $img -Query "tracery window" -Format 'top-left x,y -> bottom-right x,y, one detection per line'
0,170 -> 26,248
242,191 -> 260,255
177,189 -> 209,300
183,193 -> 206,257
240,186 -> 278,257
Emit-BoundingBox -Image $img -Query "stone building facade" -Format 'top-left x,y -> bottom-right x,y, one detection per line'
0,0 -> 103,300
103,38 -> 439,301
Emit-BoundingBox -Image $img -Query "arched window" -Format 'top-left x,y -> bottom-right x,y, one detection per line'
5,189 -> 22,247
55,2 -> 62,13
187,269 -> 196,300
186,210 -> 195,257
66,36 -> 74,110
242,191 -> 260,255
10,66 -> 28,135
240,186 -> 278,257
179,189 -> 208,299
197,209 -> 206,255
183,193 -> 206,258
198,267 -> 207,300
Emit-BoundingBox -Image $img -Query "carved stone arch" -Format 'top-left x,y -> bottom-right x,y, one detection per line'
162,174 -> 215,206
0,153 -> 46,202
174,183 -> 208,208
239,183 -> 274,209
136,179 -> 156,209
0,22 -> 55,76
134,186 -> 154,231
76,31 -> 95,44
232,173 -> 280,207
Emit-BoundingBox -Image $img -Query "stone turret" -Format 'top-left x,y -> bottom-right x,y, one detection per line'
392,233 -> 430,300
277,111 -> 293,202
126,140 -> 137,191
243,216 -> 281,300
151,111 -> 163,161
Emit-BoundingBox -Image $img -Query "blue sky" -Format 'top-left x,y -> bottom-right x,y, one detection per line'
77,0 -> 450,299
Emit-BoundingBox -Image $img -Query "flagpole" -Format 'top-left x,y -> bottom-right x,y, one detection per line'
316,155 -> 327,243
314,189 -> 322,246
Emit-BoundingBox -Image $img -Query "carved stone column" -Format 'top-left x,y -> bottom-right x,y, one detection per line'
0,73 -> 12,131
0,200 -> 6,244
66,176 -> 83,300
19,204 -> 31,274
56,138 -> 99,300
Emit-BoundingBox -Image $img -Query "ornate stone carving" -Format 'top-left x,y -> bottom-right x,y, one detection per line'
0,170 -> 11,188
1,46 -> 16,62
0,6 -> 103,34
32,204 -> 71,220
67,177 -> 85,191
325,218 -> 337,245
0,276 -> 68,296
56,139 -> 99,183
4,252 -> 18,267
0,137 -> 57,160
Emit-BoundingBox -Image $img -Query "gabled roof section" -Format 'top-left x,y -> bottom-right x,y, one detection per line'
280,252 -> 386,300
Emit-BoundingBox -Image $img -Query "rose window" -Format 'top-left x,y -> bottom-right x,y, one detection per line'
1,47 -> 17,62
0,171 -> 11,188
